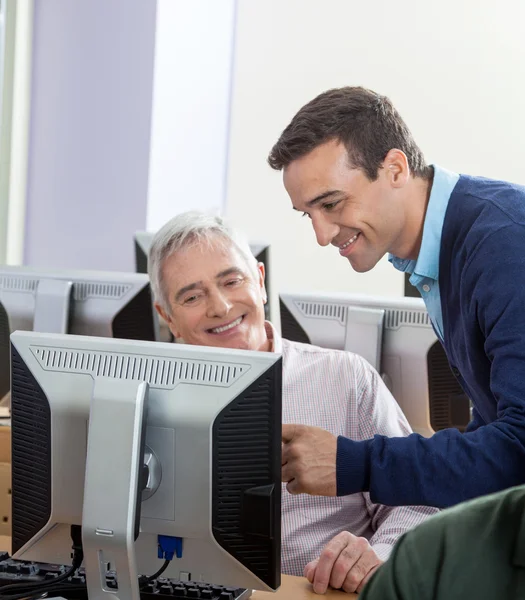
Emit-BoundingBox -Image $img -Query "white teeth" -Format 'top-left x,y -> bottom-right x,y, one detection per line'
340,233 -> 359,249
211,316 -> 242,334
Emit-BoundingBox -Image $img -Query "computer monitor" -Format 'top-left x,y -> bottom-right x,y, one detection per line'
247,242 -> 271,318
0,265 -> 160,401
134,231 -> 272,319
10,331 -> 282,593
0,300 -> 9,403
280,291 -> 470,437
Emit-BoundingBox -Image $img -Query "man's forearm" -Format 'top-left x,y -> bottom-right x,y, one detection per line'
336,423 -> 525,507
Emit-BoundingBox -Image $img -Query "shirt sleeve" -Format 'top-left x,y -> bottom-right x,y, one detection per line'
337,223 -> 525,507
352,355 -> 439,560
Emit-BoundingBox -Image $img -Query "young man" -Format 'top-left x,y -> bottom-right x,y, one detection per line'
268,86 -> 525,509
148,211 -> 437,594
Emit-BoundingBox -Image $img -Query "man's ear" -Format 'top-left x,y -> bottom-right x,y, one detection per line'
257,262 -> 268,304
383,148 -> 410,187
154,302 -> 181,339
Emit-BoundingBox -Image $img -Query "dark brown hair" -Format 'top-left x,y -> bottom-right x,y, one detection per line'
268,86 -> 431,181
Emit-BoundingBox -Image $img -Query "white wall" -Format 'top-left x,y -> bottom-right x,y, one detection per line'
146,0 -> 237,232
23,0 -> 157,271
226,0 -> 525,322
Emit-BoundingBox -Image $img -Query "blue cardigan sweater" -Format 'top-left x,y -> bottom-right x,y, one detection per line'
337,175 -> 525,508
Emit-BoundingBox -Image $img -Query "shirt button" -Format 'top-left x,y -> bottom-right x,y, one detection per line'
422,284 -> 431,293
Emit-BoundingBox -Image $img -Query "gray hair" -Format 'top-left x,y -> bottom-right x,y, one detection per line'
148,211 -> 258,315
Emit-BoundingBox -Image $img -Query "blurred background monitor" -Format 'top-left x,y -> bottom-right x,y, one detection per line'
134,231 -> 271,319
0,266 -> 159,400
10,330 -> 281,592
280,291 -> 470,437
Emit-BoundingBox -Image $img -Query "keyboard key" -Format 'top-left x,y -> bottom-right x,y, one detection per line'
44,572 -> 58,580
173,585 -> 188,596
159,584 -> 173,594
20,564 -> 36,575
187,588 -> 201,598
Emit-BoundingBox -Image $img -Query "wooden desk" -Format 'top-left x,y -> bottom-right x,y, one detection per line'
253,575 -> 357,599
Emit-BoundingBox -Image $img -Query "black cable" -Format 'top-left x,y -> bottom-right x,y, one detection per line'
140,559 -> 170,586
3,583 -> 87,600
0,565 -> 77,597
0,525 -> 84,598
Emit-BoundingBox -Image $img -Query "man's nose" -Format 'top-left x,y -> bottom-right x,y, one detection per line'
312,215 -> 339,247
206,290 -> 232,318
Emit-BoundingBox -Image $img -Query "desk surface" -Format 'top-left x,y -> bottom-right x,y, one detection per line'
253,575 -> 357,599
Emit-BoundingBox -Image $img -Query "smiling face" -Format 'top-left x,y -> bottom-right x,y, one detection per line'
155,235 -> 270,352
283,139 -> 418,272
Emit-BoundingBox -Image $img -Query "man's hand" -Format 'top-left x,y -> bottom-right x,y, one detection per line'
281,423 -> 337,496
303,532 -> 383,594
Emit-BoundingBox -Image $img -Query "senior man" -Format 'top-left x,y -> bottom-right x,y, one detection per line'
148,211 -> 437,595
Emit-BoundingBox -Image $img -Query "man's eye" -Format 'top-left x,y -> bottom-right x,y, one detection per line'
226,278 -> 242,287
323,201 -> 339,212
183,295 -> 199,304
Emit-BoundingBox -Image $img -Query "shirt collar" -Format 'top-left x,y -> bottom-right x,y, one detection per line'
264,320 -> 282,354
389,164 -> 460,282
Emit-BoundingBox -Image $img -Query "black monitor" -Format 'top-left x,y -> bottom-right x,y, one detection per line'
0,266 -> 159,400
10,330 -> 282,593
0,300 -> 9,401
280,291 -> 470,436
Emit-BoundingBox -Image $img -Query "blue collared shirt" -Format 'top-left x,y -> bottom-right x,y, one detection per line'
389,165 -> 460,341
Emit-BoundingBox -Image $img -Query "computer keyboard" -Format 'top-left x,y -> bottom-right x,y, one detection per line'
0,556 -> 252,599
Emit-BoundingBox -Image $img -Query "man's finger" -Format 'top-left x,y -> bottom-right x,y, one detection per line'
329,535 -> 369,590
281,463 -> 293,483
282,423 -> 297,443
356,564 -> 381,594
341,549 -> 381,594
303,559 -> 318,583
286,478 -> 301,495
312,535 -> 350,594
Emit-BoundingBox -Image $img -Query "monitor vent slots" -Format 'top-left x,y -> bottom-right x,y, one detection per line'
73,282 -> 132,301
295,301 -> 346,324
384,309 -> 431,329
0,277 -> 38,293
30,346 -> 248,388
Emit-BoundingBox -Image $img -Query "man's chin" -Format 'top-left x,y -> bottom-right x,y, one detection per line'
347,254 -> 381,273
204,335 -> 253,351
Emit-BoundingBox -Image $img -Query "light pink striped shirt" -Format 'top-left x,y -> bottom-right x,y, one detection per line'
267,322 -> 439,576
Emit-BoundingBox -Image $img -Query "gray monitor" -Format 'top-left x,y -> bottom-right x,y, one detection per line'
10,331 -> 282,593
0,266 -> 160,399
134,231 -> 272,319
280,291 -> 470,437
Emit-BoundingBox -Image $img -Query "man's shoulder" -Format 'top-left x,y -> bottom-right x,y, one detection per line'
282,337 -> 357,358
450,174 -> 525,227
442,175 -> 525,274
281,337 -> 370,372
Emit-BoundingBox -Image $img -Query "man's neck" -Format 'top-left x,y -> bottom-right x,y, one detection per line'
395,170 -> 434,261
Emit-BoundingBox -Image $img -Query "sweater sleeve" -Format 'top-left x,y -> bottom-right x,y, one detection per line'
337,223 -> 525,507
359,528 -> 434,600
